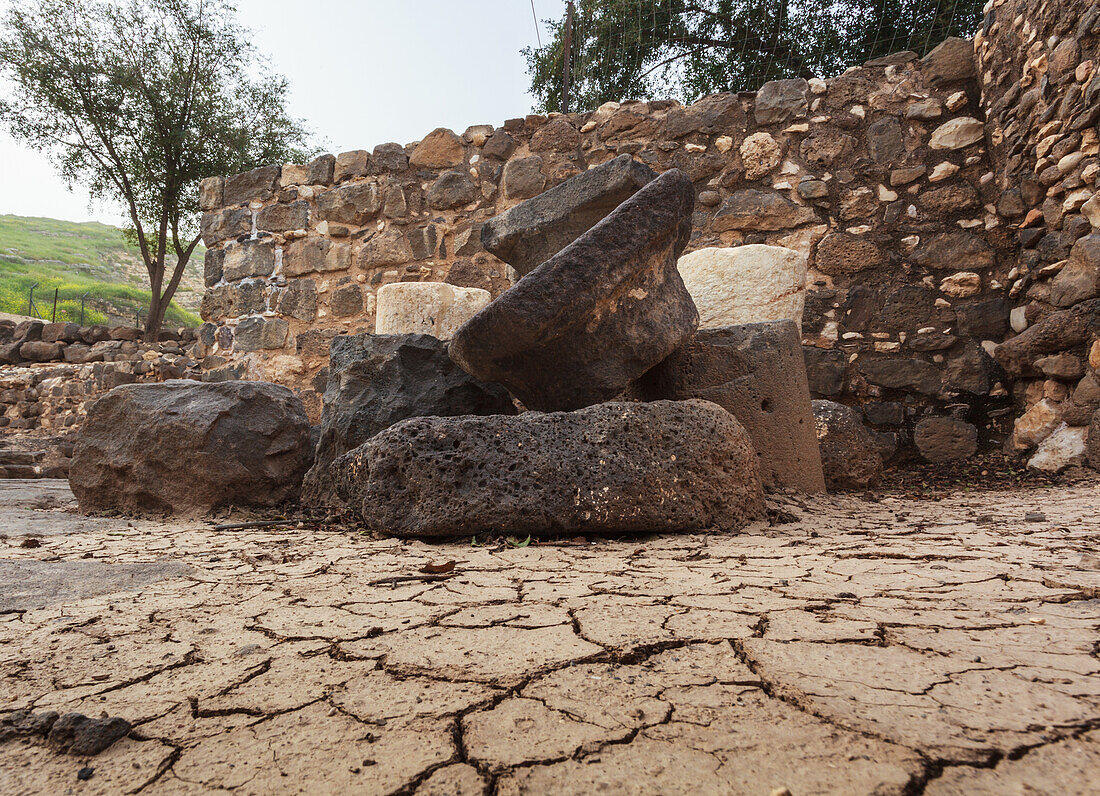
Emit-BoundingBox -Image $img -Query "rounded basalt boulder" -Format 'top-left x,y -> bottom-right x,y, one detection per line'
330,399 -> 765,538
70,380 -> 313,516
450,169 -> 699,412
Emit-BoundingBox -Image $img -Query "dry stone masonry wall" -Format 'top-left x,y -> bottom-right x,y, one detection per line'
199,21 -> 1094,462
0,319 -> 202,434
977,0 -> 1100,469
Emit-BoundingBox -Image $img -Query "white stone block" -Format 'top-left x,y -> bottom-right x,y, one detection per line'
677,244 -> 808,331
375,282 -> 490,340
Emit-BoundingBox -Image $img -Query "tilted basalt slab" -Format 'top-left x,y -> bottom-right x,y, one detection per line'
451,168 -> 699,412
480,153 -> 658,276
330,400 -> 765,538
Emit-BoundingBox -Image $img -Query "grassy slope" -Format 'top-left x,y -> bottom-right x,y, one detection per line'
0,214 -> 203,327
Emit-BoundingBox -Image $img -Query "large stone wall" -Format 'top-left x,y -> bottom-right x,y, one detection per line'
976,0 -> 1100,462
199,38 -> 1024,460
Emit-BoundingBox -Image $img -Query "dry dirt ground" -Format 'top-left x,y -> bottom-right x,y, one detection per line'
0,478 -> 1098,795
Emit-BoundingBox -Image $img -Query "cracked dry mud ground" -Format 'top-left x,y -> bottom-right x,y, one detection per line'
0,479 -> 1098,795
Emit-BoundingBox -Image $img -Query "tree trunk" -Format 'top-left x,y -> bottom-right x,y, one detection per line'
144,291 -> 166,342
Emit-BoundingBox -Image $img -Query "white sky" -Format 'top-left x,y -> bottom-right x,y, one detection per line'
0,0 -> 560,225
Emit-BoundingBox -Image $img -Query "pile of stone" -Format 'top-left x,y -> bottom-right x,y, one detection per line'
302,158 -> 833,537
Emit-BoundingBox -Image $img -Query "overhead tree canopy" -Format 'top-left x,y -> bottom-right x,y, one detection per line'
525,0 -> 984,113
0,0 -> 312,339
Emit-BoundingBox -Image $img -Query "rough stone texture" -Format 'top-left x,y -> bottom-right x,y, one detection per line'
711,189 -> 817,231
330,400 -> 765,536
815,233 -> 886,276
374,282 -> 490,339
480,154 -> 657,276
920,37 -> 976,86
812,399 -> 884,489
409,128 -> 465,169
1027,423 -> 1088,473
995,299 -> 1100,377
634,321 -> 825,493
47,713 -> 131,756
754,78 -> 809,125
69,381 -> 313,516
300,334 -> 515,508
914,416 -> 979,463
1089,409 -> 1100,469
5,474 -> 1099,793
676,245 -> 808,330
451,169 -> 698,412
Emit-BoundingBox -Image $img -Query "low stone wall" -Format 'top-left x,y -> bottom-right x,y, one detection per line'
198,41 -> 1021,461
0,320 -> 203,432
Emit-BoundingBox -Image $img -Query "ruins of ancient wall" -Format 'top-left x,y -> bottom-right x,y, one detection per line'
974,0 -> 1100,460
198,39 -> 1021,460
0,320 -> 202,433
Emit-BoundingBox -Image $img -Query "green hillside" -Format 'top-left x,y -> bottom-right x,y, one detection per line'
0,214 -> 204,328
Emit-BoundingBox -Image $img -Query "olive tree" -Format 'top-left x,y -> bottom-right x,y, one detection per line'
0,0 -> 311,339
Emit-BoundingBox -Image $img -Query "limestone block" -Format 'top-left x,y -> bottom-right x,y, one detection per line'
1011,398 -> 1064,451
928,117 -> 984,150
375,282 -> 491,340
1027,424 -> 1088,473
677,245 -> 808,330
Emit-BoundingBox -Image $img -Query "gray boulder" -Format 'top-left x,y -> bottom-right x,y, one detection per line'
70,380 -> 313,516
634,320 -> 825,493
451,168 -> 698,412
330,400 -> 764,538
480,153 -> 657,276
300,333 -> 515,508
812,400 -> 884,490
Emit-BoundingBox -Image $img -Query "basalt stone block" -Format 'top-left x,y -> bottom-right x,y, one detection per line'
635,321 -> 825,493
812,400 -> 884,490
803,347 -> 847,396
712,189 -> 817,231
754,78 -> 809,126
480,153 -> 658,276
223,165 -> 279,206
914,416 -> 978,463
330,400 -> 764,537
300,333 -> 516,508
70,381 -> 313,516
995,299 -> 1100,376
452,169 -> 698,412
920,37 -> 976,87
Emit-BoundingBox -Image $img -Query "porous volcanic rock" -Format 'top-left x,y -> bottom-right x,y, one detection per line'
330,400 -> 764,537
480,153 -> 657,276
451,169 -> 698,412
634,321 -> 825,493
69,380 -> 313,516
676,245 -> 808,330
301,334 -> 515,508
812,400 -> 884,490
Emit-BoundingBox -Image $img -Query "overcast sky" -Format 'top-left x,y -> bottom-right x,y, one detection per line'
0,0 -> 559,225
